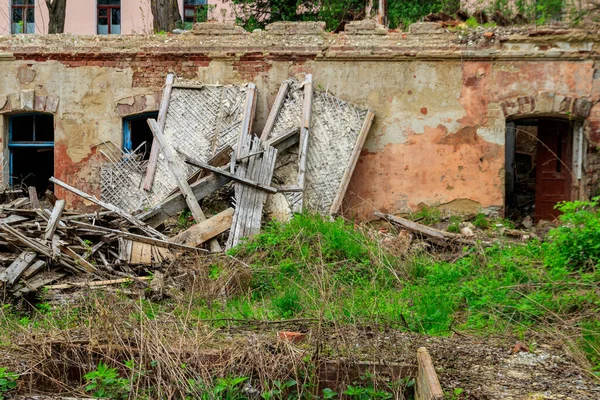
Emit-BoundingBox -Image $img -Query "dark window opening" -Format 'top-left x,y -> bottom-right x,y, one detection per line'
9,114 -> 54,195
11,0 -> 35,34
505,118 -> 573,223
123,113 -> 158,161
184,0 -> 208,25
98,0 -> 121,34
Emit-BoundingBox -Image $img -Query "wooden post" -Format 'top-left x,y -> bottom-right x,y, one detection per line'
28,187 -> 39,209
416,348 -> 443,400
329,110 -> 375,214
44,199 -> 65,241
237,83 -> 257,160
297,74 -> 313,211
147,119 -> 222,253
143,73 -> 175,191
261,81 -> 290,141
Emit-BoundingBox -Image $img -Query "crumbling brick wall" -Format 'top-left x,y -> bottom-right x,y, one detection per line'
0,21 -> 598,219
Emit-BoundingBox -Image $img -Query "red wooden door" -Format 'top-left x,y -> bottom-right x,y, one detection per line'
535,120 -> 572,221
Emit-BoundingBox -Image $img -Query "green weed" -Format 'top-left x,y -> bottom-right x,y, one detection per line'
0,368 -> 18,400
84,362 -> 130,399
473,213 -> 490,229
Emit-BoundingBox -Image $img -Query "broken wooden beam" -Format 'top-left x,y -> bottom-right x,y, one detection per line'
143,73 -> 175,191
170,208 -> 234,247
297,74 -> 313,211
374,211 -> 454,245
137,173 -> 231,228
416,347 -> 444,400
44,199 -> 65,241
147,118 -> 222,253
184,157 -> 278,194
265,127 -> 300,153
28,187 -> 39,209
49,177 -> 165,240
330,110 -> 375,214
260,81 -> 290,141
45,276 -> 152,290
0,251 -> 36,288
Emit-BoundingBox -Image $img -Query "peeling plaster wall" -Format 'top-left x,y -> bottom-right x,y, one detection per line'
0,23 -> 598,219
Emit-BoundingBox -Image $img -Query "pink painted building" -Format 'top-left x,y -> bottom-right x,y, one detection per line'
0,0 -> 235,35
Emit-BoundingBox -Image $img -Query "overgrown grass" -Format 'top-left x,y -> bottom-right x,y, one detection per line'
1,203 -> 599,397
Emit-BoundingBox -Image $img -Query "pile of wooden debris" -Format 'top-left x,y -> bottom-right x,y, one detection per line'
0,74 -> 375,298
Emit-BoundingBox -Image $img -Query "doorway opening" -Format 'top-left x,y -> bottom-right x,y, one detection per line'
123,112 -> 158,161
505,117 -> 579,222
8,113 -> 54,195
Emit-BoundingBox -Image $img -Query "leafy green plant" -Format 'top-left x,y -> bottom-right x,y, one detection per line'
321,388 -> 338,399
0,368 -> 18,400
472,213 -> 489,229
178,208 -> 194,230
413,206 -> 442,225
447,216 -> 461,233
445,387 -> 465,400
214,376 -> 249,399
544,197 -> 600,271
84,362 -> 130,399
343,384 -> 392,399
261,379 -> 297,399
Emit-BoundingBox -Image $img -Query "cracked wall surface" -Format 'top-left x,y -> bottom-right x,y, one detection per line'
0,22 -> 598,219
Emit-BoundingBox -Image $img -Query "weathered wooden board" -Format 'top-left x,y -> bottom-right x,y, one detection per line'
416,347 -> 444,400
170,208 -> 234,247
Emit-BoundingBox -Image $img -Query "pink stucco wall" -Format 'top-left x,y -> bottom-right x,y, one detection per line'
0,0 -> 234,35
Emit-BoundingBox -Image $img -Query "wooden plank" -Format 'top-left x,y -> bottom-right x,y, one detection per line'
147,118 -> 222,253
260,81 -> 290,141
0,224 -> 52,257
297,74 -> 313,211
28,187 -> 39,209
0,215 -> 29,225
416,347 -> 444,400
237,83 -> 257,160
329,110 -> 374,214
68,220 -> 207,252
375,212 -> 463,246
45,276 -> 152,290
170,208 -> 234,246
137,173 -> 231,228
265,127 -> 300,152
0,251 -> 36,287
129,241 -> 144,264
185,157 -> 278,194
139,242 -> 153,264
58,245 -> 97,273
49,177 -> 165,240
143,73 -> 175,191
22,260 -> 46,279
44,199 -> 65,241
12,272 -> 66,297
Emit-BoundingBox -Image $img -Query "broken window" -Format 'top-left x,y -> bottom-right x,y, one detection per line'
184,0 -> 208,24
8,113 -> 54,195
123,113 -> 158,161
11,0 -> 35,34
97,0 -> 121,34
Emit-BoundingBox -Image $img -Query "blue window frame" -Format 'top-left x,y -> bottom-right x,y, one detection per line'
8,113 -> 54,190
123,112 -> 158,160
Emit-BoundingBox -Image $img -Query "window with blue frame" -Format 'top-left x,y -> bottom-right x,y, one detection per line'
8,113 -> 54,194
123,112 -> 158,161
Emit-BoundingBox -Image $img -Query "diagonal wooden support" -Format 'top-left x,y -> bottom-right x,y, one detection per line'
147,118 -> 222,253
144,73 -> 175,191
296,74 -> 313,212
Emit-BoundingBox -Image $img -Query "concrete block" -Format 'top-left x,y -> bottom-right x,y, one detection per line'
536,91 -> 555,113
34,95 -> 47,111
345,20 -> 387,35
192,22 -> 246,35
409,22 -> 444,35
265,21 -> 326,35
45,96 -> 59,113
20,89 -> 34,110
573,98 -> 592,118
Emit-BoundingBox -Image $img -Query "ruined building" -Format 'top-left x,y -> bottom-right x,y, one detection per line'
0,21 -> 598,221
